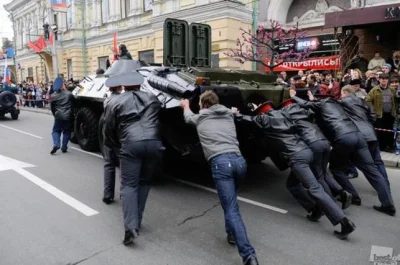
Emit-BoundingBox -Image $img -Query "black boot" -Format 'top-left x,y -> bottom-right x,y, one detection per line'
373,205 -> 396,216
352,196 -> 361,206
334,217 -> 356,240
339,190 -> 352,210
123,229 -> 139,246
306,205 -> 324,222
244,256 -> 259,265
227,233 -> 236,246
50,147 -> 59,155
102,197 -> 114,205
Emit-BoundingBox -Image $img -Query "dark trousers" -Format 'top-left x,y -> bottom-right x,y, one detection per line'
288,149 -> 345,225
103,145 -> 120,199
375,113 -> 395,150
51,119 -> 71,150
368,141 -> 391,192
210,153 -> 256,263
329,132 -> 393,207
120,140 -> 163,232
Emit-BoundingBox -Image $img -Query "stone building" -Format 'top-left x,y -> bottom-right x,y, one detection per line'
5,0 -> 254,83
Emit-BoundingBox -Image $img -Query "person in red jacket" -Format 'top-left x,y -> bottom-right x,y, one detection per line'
319,71 -> 341,99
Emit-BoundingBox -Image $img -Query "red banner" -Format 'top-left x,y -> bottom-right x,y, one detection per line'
265,55 -> 340,72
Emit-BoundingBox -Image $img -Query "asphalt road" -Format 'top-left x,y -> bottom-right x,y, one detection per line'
0,110 -> 399,265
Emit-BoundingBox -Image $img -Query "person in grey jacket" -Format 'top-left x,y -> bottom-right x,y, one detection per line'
50,77 -> 75,154
180,90 -> 259,265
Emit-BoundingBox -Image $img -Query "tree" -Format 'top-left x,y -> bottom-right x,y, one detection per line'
226,20 -> 310,72
2,38 -> 14,50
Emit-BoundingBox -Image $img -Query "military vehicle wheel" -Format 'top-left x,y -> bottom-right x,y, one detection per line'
70,132 -> 78,144
11,111 -> 19,120
74,107 -> 100,152
0,91 -> 17,108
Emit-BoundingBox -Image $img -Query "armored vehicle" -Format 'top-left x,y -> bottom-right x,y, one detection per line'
71,18 -> 289,164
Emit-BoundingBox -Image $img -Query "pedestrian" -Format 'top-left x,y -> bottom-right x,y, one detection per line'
50,77 -> 75,155
101,75 -> 123,205
290,90 -> 396,217
181,91 -> 258,265
234,101 -> 355,240
103,72 -> 163,246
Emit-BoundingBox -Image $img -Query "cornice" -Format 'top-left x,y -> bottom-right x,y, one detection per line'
15,52 -> 40,62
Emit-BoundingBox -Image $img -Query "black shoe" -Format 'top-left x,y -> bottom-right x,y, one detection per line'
339,190 -> 353,210
50,147 -> 59,155
123,230 -> 139,246
348,172 -> 358,179
352,197 -> 362,206
102,197 -> 114,205
334,217 -> 356,240
61,148 -> 67,153
244,256 -> 259,265
306,206 -> 324,222
373,205 -> 396,216
227,233 -> 236,246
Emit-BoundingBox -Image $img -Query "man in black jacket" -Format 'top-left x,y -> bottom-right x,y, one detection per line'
234,103 -> 355,240
340,86 -> 395,216
290,90 -> 395,216
101,75 -> 122,205
279,100 -> 352,210
50,77 -> 75,154
103,72 -> 164,245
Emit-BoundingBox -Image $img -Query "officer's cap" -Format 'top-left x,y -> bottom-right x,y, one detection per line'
255,101 -> 274,114
278,99 -> 295,109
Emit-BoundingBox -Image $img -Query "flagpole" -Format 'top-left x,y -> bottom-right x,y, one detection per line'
48,0 -> 59,79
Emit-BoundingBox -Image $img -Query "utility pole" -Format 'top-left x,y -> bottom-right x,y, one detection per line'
48,0 -> 59,79
252,0 -> 258,71
81,0 -> 88,76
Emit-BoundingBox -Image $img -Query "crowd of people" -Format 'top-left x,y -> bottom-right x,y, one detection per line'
275,51 -> 400,155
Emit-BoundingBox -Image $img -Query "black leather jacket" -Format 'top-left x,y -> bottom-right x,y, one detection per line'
281,104 -> 327,145
235,110 -> 309,165
50,90 -> 75,120
103,90 -> 161,148
340,94 -> 377,142
292,97 -> 358,143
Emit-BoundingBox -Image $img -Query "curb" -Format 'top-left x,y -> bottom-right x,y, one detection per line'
20,107 -> 400,169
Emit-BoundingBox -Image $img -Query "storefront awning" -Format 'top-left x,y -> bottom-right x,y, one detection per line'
325,4 -> 400,28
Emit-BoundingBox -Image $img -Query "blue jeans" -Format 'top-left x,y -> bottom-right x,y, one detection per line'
52,119 -> 71,150
210,153 -> 256,263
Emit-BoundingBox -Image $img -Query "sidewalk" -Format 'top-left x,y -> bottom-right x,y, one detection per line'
20,106 -> 400,168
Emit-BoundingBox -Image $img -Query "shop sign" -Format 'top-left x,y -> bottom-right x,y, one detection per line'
277,34 -> 340,54
265,55 -> 340,72
385,6 -> 400,19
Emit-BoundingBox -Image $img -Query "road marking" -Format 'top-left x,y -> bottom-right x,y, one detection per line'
70,147 -> 104,158
0,154 -> 99,217
68,149 -> 288,214
172,178 -> 288,214
0,124 -> 43,139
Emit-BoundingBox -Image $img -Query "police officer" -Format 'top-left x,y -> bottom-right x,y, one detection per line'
290,90 -> 395,216
279,99 -> 353,210
101,75 -> 123,204
340,85 -> 395,216
234,102 -> 356,239
103,71 -> 163,245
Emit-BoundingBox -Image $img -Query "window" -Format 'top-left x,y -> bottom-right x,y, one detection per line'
28,67 -> 34,77
101,0 -> 109,23
67,59 -> 72,79
121,0 -> 130,19
144,0 -> 152,12
67,0 -> 73,29
98,56 -> 109,70
139,50 -> 154,64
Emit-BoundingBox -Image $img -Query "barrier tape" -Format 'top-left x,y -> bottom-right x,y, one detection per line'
375,128 -> 395,133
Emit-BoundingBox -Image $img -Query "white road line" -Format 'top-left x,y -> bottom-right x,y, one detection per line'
70,147 -> 104,158
14,167 -> 99,217
68,148 -> 288,214
0,125 -> 43,139
171,178 -> 288,214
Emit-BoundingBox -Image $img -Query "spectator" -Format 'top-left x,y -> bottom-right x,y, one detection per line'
390,77 -> 400,154
368,52 -> 386,70
366,73 -> 398,151
319,71 -> 341,99
365,70 -> 379,93
348,51 -> 369,73
350,79 -> 367,99
280,71 -> 289,83
306,74 -> 320,95
314,71 -> 322,83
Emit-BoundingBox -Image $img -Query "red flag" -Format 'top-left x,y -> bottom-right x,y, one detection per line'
37,36 -> 47,50
113,32 -> 118,61
27,41 -> 42,53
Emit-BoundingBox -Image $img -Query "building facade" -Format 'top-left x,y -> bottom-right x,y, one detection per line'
5,0 -> 254,83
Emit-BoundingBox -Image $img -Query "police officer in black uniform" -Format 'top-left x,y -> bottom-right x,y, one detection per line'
234,102 -> 355,239
103,71 -> 164,245
340,86 -> 395,216
290,90 -> 395,217
279,99 -> 353,210
101,75 -> 123,204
